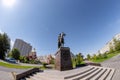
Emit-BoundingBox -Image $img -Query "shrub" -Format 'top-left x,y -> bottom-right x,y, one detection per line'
10,48 -> 20,60
42,62 -> 48,68
102,53 -> 107,58
87,54 -> 91,60
75,53 -> 83,66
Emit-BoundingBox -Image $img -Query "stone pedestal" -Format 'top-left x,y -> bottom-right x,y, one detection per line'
55,47 -> 73,71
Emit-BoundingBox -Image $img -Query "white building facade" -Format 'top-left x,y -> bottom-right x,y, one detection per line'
99,33 -> 120,54
13,39 -> 32,56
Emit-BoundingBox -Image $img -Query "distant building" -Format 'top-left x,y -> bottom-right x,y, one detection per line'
37,52 -> 74,64
38,54 -> 55,64
99,33 -> 120,54
37,55 -> 48,63
13,39 -> 32,56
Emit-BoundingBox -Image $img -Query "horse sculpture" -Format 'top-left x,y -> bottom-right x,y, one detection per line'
58,32 -> 66,48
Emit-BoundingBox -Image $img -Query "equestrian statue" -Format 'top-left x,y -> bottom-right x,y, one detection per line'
58,32 -> 66,48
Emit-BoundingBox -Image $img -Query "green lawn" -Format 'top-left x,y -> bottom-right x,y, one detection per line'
0,61 -> 39,69
92,51 -> 120,63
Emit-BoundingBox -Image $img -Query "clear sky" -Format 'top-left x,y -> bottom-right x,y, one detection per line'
0,0 -> 120,56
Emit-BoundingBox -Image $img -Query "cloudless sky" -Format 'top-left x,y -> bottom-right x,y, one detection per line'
0,0 -> 120,56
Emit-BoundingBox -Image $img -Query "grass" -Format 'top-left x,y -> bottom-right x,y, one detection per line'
72,61 -> 86,68
0,61 -> 39,69
39,66 -> 46,70
92,51 -> 120,63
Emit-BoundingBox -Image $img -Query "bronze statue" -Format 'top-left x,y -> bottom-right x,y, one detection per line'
58,32 -> 66,48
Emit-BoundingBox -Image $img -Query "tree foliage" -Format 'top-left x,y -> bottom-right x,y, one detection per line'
10,48 -> 20,60
109,45 -> 114,53
107,38 -> 120,54
98,53 -> 102,59
113,39 -> 120,51
102,52 -> 107,58
87,54 -> 91,60
75,53 -> 83,66
49,56 -> 55,64
0,33 -> 10,60
19,56 -> 28,63
92,54 -> 97,60
92,53 -> 108,60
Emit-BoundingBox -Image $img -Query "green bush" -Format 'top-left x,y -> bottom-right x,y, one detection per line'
102,53 -> 107,58
42,62 -> 48,68
19,56 -> 29,63
74,53 -> 84,66
87,54 -> 91,60
72,58 -> 76,68
92,54 -> 97,60
10,48 -> 20,60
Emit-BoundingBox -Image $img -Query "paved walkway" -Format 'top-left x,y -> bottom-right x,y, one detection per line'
19,63 -> 42,67
26,66 -> 114,80
0,71 -> 14,80
0,66 -> 29,80
101,54 -> 120,80
1,54 -> 120,80
0,66 -> 27,73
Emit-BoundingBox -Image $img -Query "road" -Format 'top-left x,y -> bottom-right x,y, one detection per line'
0,60 -> 38,80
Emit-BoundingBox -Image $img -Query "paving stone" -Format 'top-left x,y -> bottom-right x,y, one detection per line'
101,54 -> 120,80
0,71 -> 14,80
25,66 -> 114,80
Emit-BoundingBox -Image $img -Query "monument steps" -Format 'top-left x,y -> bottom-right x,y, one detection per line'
98,69 -> 111,80
67,67 -> 99,80
24,66 -> 115,80
90,68 -> 107,80
64,67 -> 95,79
26,78 -> 32,80
26,72 -> 64,80
105,69 -> 115,80
81,68 -> 103,80
65,66 -> 115,80
29,76 -> 43,80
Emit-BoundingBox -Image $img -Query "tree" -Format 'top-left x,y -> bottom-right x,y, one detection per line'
113,39 -> 120,51
87,54 -> 91,60
102,53 -> 107,58
0,33 -> 10,60
49,56 -> 55,64
72,57 -> 76,68
109,44 -> 114,53
76,53 -> 83,66
98,53 -> 102,59
92,54 -> 97,60
10,48 -> 20,60
19,56 -> 29,63
19,56 -> 24,62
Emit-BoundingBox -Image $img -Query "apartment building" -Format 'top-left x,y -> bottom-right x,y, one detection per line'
13,39 -> 32,56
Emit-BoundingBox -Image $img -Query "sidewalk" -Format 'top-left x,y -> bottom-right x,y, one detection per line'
101,54 -> 120,80
0,71 -> 14,80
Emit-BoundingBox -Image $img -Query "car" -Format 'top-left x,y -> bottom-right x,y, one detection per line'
5,58 -> 17,63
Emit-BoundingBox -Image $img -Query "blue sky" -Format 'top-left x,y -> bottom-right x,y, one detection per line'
0,0 -> 120,56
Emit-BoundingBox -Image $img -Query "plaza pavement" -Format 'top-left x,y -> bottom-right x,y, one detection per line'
1,53 -> 120,80
0,66 -> 29,80
101,53 -> 120,80
25,65 -> 114,80
0,71 -> 14,80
